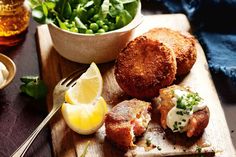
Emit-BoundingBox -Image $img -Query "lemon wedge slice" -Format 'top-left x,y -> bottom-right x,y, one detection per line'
65,62 -> 102,105
62,63 -> 107,135
61,97 -> 107,135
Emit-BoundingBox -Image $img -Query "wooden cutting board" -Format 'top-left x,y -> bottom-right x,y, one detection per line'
36,14 -> 236,157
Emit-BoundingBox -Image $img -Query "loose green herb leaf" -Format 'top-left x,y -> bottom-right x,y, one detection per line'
20,76 -> 47,99
146,138 -> 151,146
80,141 -> 90,157
20,76 -> 39,84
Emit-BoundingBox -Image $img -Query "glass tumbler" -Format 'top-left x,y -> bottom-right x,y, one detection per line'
0,0 -> 30,46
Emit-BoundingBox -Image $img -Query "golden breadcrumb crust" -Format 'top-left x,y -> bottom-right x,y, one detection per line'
144,28 -> 197,76
115,36 -> 177,99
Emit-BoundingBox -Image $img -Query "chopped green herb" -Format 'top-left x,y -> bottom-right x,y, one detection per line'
176,96 -> 186,110
186,111 -> 190,115
80,141 -> 90,157
196,146 -> 202,153
176,111 -> 184,115
176,92 -> 202,111
173,121 -> 178,131
157,146 -> 162,151
146,138 -> 152,146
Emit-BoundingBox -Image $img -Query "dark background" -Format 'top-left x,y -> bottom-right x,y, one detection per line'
0,1 -> 235,156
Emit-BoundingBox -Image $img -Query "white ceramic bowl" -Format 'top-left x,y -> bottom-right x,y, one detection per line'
0,53 -> 16,90
48,3 -> 143,64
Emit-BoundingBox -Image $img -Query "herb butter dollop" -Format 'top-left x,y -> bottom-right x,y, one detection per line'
167,89 -> 206,132
0,62 -> 9,87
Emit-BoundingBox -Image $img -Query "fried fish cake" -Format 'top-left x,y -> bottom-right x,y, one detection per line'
105,99 -> 152,149
155,85 -> 209,137
144,28 -> 197,76
115,36 -> 177,99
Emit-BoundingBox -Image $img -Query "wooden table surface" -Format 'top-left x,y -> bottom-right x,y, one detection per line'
0,1 -> 235,157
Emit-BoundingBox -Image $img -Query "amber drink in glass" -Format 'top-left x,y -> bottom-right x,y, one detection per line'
0,0 -> 30,46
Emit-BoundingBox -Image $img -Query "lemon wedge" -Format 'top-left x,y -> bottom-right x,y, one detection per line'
61,97 -> 107,135
62,63 -> 107,135
65,62 -> 102,105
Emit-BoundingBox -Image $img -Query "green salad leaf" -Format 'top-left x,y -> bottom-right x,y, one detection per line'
56,16 -> 68,30
29,0 -> 140,34
42,2 -> 49,17
45,1 -> 56,9
63,2 -> 72,18
124,0 -> 139,17
101,0 -> 110,18
109,2 -> 124,17
120,0 -> 137,4
75,17 -> 87,29
28,0 -> 41,8
115,10 -> 132,28
84,1 -> 94,8
32,5 -> 46,23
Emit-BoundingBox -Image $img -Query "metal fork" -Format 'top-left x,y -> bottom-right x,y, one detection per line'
11,66 -> 88,157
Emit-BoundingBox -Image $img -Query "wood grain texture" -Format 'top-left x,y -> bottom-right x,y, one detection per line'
36,14 -> 236,156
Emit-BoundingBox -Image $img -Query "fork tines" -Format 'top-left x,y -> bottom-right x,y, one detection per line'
61,65 -> 89,87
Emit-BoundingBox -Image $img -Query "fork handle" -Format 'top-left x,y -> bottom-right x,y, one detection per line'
11,107 -> 61,157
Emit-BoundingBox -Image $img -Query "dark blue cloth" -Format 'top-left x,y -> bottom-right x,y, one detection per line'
162,0 -> 236,82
